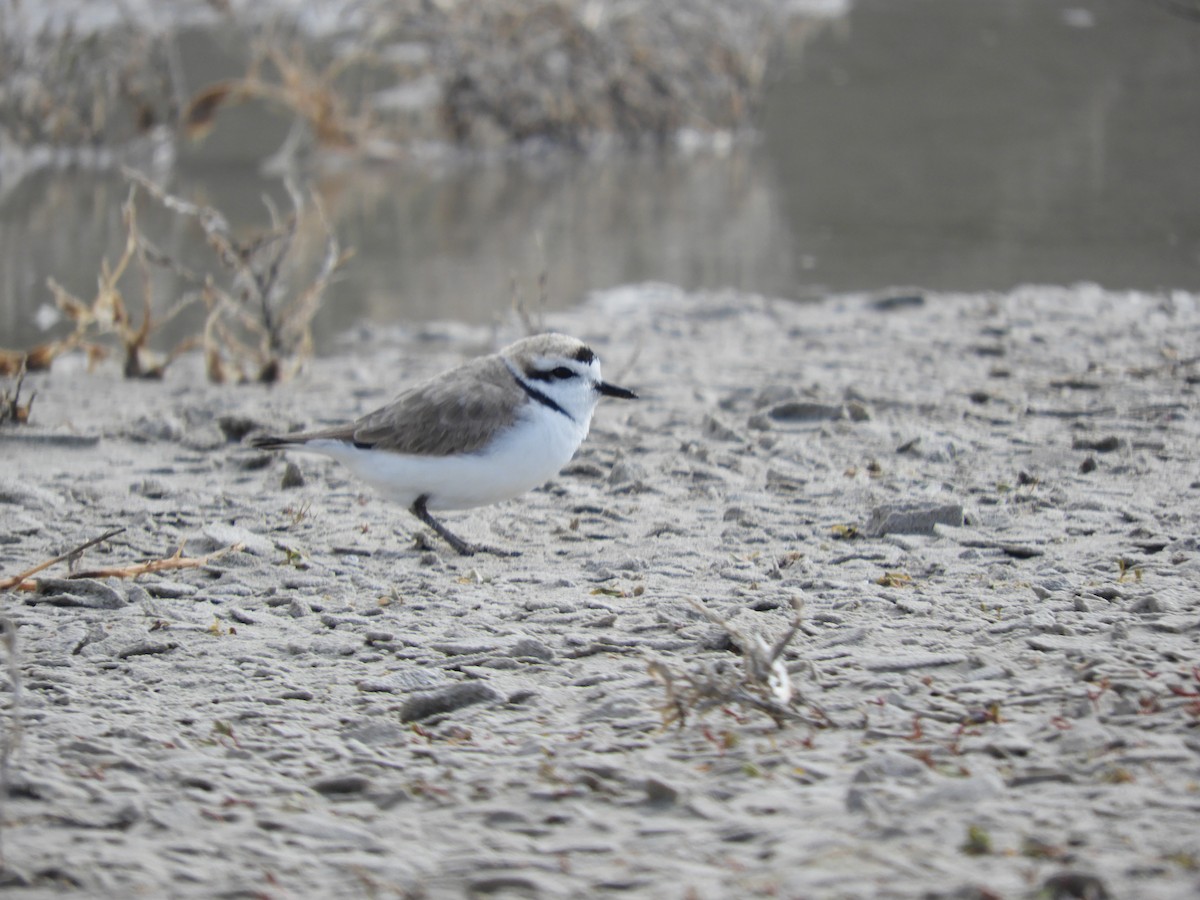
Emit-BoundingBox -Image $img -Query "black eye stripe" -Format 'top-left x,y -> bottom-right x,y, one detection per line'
526,365 -> 579,381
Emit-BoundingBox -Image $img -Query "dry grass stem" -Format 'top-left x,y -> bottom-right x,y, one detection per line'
124,167 -> 352,383
0,364 -> 36,427
0,528 -> 126,592
45,183 -> 201,379
650,595 -> 819,729
67,542 -> 246,582
0,534 -> 245,594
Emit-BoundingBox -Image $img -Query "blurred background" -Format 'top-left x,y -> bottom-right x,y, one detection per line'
1,0 -> 1198,356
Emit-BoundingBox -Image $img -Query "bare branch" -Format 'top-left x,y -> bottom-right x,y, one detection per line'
0,528 -> 126,592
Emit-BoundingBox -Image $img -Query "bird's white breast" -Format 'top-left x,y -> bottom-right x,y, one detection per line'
306,400 -> 592,511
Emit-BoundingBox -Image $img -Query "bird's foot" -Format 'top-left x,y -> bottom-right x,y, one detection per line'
409,497 -> 520,558
412,531 -> 520,557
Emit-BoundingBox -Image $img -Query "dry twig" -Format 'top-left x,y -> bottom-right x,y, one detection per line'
0,528 -> 125,592
68,542 -> 245,581
2,536 -> 245,593
124,168 -> 352,383
649,595 -> 819,729
45,183 -> 199,379
0,364 -> 36,427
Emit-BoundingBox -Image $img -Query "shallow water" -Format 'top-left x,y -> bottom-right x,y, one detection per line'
1,0 -> 1198,354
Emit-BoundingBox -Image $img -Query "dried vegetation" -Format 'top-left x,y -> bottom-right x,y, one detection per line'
650,596 -> 825,729
0,366 -> 35,426
2,0 -> 780,163
6,169 -> 350,386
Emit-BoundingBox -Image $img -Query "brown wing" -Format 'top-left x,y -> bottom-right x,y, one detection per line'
346,354 -> 523,456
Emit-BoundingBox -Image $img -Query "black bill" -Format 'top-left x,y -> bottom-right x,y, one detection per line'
597,381 -> 638,400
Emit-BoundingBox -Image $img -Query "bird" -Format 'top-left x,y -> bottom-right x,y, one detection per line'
251,332 -> 637,556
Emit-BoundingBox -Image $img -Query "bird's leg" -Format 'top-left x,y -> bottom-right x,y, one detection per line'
410,495 -> 476,556
409,496 -> 520,557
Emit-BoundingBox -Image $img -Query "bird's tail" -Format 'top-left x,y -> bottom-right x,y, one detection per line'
250,434 -> 305,450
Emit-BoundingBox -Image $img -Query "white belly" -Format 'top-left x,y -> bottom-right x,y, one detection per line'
304,406 -> 591,511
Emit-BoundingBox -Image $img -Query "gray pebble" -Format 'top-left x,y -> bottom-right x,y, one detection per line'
506,637 -> 555,660
644,776 -> 681,805
281,461 -> 305,489
142,580 -> 199,599
767,400 -> 844,423
867,502 -> 964,536
399,682 -> 502,721
115,640 -> 178,659
29,578 -> 127,609
311,774 -> 371,796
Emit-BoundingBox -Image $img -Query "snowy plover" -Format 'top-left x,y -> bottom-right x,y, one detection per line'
252,333 -> 637,556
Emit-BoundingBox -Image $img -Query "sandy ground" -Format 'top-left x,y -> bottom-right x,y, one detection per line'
1,284 -> 1199,899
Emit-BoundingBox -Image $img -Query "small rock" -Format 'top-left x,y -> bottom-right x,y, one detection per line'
872,293 -> 924,310
867,502 -> 964,536
431,641 -> 498,657
400,683 -> 502,721
115,640 -> 178,659
1039,872 -> 1110,900
1071,435 -> 1121,453
506,637 -> 555,661
308,636 -> 358,657
311,774 -> 372,796
767,401 -> 843,423
1128,593 -> 1173,614
281,462 -> 305,489
1001,544 -> 1044,559
29,578 -> 127,609
143,580 -> 199,599
644,777 -> 680,805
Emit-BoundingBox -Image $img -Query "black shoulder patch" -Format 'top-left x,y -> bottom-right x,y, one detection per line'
573,346 -> 595,364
